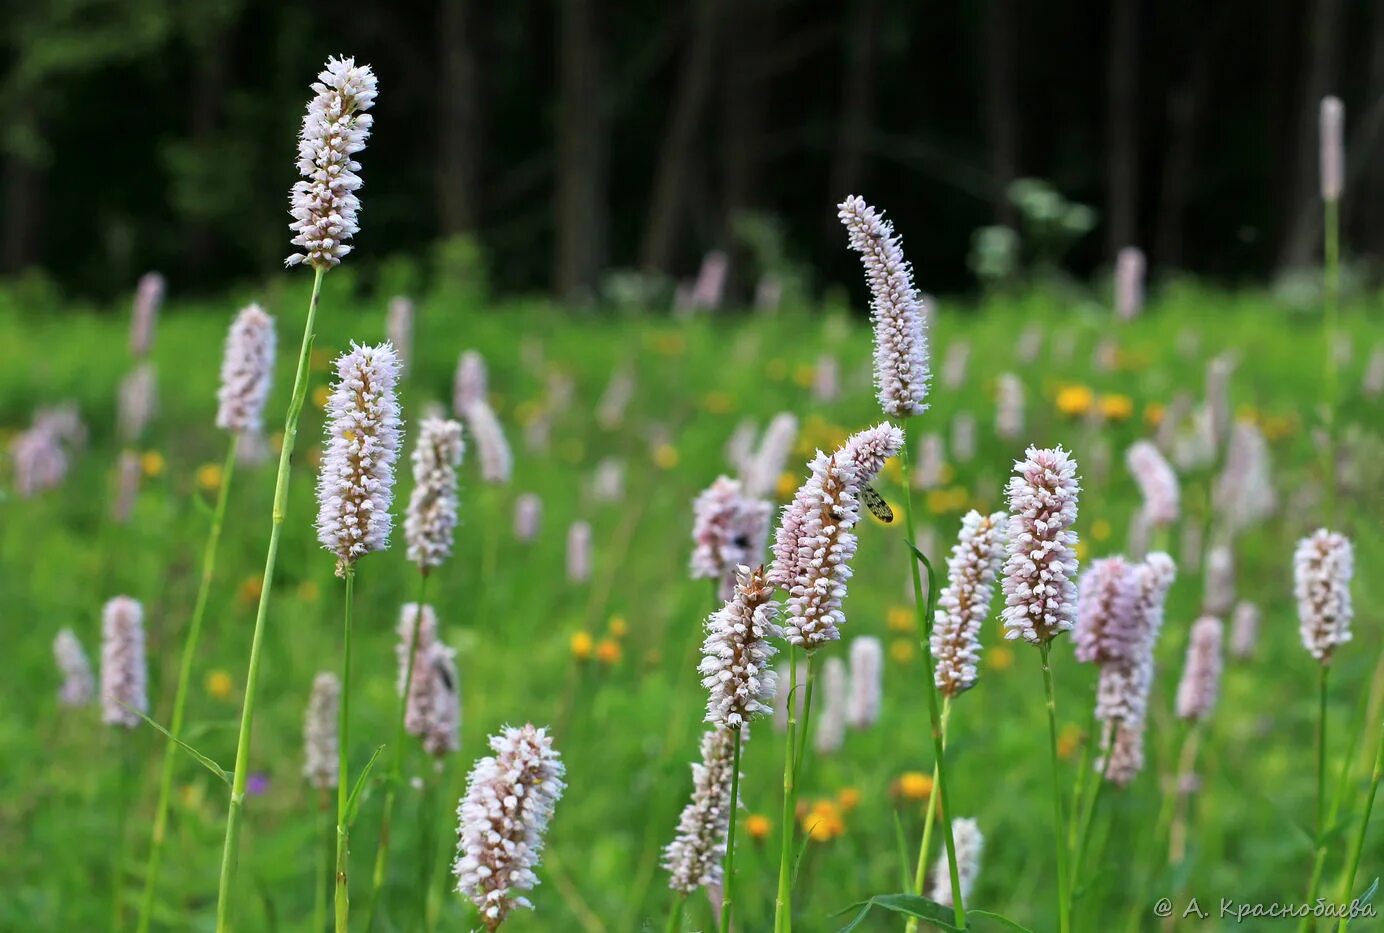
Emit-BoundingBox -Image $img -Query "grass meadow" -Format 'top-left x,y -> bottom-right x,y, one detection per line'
2,277 -> 1382,932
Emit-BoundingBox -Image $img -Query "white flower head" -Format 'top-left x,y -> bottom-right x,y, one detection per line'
1294,529 -> 1354,664
100,596 -> 147,728
216,303 -> 277,434
1000,446 -> 1081,645
931,510 -> 1008,697
405,418 -> 464,571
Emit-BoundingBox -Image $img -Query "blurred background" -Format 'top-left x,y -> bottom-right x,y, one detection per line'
2,0 -> 1381,303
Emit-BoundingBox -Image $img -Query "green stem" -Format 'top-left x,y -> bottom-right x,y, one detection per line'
1336,715 -> 1384,932
793,655 -> 817,777
365,571 -> 431,930
1301,665 -> 1333,933
720,728 -> 743,933
666,893 -> 686,933
336,566 -> 357,933
215,265 -> 325,933
900,432 -> 966,930
1041,644 -> 1072,933
314,790 -> 330,933
906,701 -> 950,933
1068,698 -> 1099,856
1322,195 -> 1340,522
137,434 -> 240,933
773,644 -> 800,933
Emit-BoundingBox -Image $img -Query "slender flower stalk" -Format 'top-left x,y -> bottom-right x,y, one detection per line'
1320,95 -> 1343,519
454,724 -> 565,930
1335,711 -> 1384,932
217,56 -> 375,931
305,672 -> 341,933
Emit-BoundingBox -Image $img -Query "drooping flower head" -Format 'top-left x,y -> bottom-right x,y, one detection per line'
931,510 -> 1008,697
1294,529 -> 1354,664
1000,446 -> 1081,645
690,476 -> 773,600
930,817 -> 984,907
1126,440 -> 1179,527
848,635 -> 884,728
770,423 -> 904,649
303,672 -> 341,789
287,56 -> 378,269
216,303 -> 277,435
54,628 -> 95,707
453,724 -> 565,928
315,342 -> 402,575
1320,95 -> 1344,201
1074,556 -> 1138,665
664,728 -> 740,894
405,418 -> 464,572
100,596 -> 147,728
1176,616 -> 1224,722
838,196 -> 930,417
699,565 -> 780,728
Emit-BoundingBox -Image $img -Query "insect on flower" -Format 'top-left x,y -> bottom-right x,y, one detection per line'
861,482 -> 894,523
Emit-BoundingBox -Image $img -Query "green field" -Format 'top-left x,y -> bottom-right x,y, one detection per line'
2,278 -> 1382,931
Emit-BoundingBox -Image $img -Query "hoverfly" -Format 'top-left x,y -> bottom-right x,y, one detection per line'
860,482 -> 894,523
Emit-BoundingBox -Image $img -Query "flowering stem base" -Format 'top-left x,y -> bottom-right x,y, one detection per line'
1336,711 -> 1384,932
773,645 -> 800,933
138,433 -> 239,933
215,265 -> 325,932
720,728 -> 742,933
335,566 -> 357,933
1040,643 -> 1072,933
1301,665 -> 1333,933
907,700 -> 950,933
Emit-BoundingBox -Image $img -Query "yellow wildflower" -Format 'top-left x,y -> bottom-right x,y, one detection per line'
1091,519 -> 1111,542
570,631 -> 594,661
1100,394 -> 1134,421
746,814 -> 772,841
653,444 -> 679,470
894,772 -> 933,801
141,451 -> 165,477
206,670 -> 233,699
988,645 -> 1014,672
887,606 -> 915,633
596,638 -> 622,665
889,639 -> 915,664
1056,385 -> 1095,417
196,463 -> 223,493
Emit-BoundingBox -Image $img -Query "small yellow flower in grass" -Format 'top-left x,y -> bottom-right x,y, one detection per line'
776,471 -> 799,499
746,814 -> 772,841
570,631 -> 594,661
988,644 -> 1014,671
1075,539 -> 1089,561
701,391 -> 734,414
1057,722 -> 1083,759
179,783 -> 206,808
894,771 -> 933,802
206,670 -> 234,699
312,384 -> 331,409
889,638 -> 915,664
596,638 -> 622,665
801,800 -> 845,841
653,443 -> 679,470
141,451 -> 165,478
1091,518 -> 1111,542
648,331 -> 686,356
1056,385 -> 1094,417
297,580 -> 319,602
887,606 -> 915,633
926,487 -> 969,515
766,358 -> 788,380
1100,393 -> 1134,421
1144,402 -> 1165,427
792,363 -> 815,388
837,787 -> 861,812
239,575 -> 263,605
608,615 -> 628,638
196,463 -> 223,493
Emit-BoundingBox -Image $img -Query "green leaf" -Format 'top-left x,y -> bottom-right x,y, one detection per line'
968,909 -> 1035,932
1358,876 -> 1379,906
119,702 -> 230,786
834,894 -> 962,932
345,745 -> 386,826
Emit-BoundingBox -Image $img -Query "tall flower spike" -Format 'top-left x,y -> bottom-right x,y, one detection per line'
1176,616 -> 1224,722
838,196 -> 930,417
452,350 -> 488,415
216,304 -> 277,434
996,373 -> 1025,440
690,476 -> 773,601
11,426 -> 67,498
405,418 -> 464,571
454,724 -> 565,927
315,342 -> 403,576
567,521 -> 592,583
1074,557 -> 1138,665
770,422 -> 904,649
699,565 -> 780,727
54,628 -> 95,707
847,636 -> 883,728
1114,247 -> 1145,321
130,271 -> 165,358
419,644 -> 461,758
1000,446 -> 1081,645
951,411 -> 976,463
664,728 -> 739,894
1215,420 -> 1276,531
814,656 -> 849,754
1230,601 -> 1260,660
398,603 -> 440,733
1320,96 -> 1344,201
396,604 -> 461,758
930,818 -> 984,907
1126,440 -> 1179,527
742,412 -> 798,499
100,596 -> 147,728
931,510 -> 1008,697
514,493 -> 542,542
118,363 -> 158,444
464,401 -> 512,485
1294,529 -> 1354,664
304,672 -> 341,789
387,296 -> 414,373
1203,545 -> 1234,616
287,56 -> 377,269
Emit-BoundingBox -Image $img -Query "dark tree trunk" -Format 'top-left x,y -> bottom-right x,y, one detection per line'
1153,17 -> 1217,270
185,50 -> 230,276
641,0 -> 724,274
719,2 -> 772,298
1,151 -> 43,274
555,0 -> 609,302
984,0 -> 1019,227
1278,0 -> 1343,269
1105,0 -> 1140,257
828,0 -> 880,203
437,0 -> 484,236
